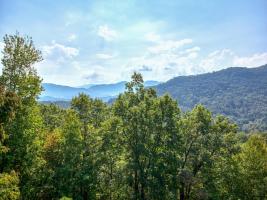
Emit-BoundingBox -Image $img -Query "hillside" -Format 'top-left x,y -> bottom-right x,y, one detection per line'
155,65 -> 267,131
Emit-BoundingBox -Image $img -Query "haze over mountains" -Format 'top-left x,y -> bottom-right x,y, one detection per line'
40,80 -> 160,101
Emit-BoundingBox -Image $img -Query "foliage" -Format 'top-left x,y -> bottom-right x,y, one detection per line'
0,85 -> 20,155
0,33 -> 44,199
39,103 -> 66,131
0,33 -> 266,200
0,171 -> 20,200
216,134 -> 267,199
0,32 -> 43,104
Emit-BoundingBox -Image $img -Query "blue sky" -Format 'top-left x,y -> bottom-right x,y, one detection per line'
0,0 -> 267,86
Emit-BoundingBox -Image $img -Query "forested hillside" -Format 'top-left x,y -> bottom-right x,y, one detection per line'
155,66 -> 267,132
1,33 -> 267,200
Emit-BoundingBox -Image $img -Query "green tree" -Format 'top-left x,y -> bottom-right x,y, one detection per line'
178,106 -> 238,200
219,134 -> 267,200
113,73 -> 181,199
0,33 -> 44,199
71,94 -> 108,199
0,32 -> 43,103
97,116 -> 126,200
58,110 -> 83,199
113,73 -> 151,199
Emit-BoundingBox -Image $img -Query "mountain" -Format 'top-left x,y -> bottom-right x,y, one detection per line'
155,64 -> 267,131
77,83 -> 96,89
40,80 -> 160,101
41,83 -> 88,100
87,81 -> 127,97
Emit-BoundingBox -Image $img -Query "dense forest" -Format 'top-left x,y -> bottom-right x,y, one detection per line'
155,65 -> 267,132
0,33 -> 267,200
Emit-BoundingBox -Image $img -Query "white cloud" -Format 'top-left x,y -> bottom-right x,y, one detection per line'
148,39 -> 193,54
126,35 -> 197,80
199,49 -> 235,72
96,53 -> 115,59
122,43 -> 200,81
42,41 -> 79,59
67,34 -> 77,42
184,46 -> 201,54
36,41 -> 81,85
98,25 -> 118,41
144,32 -> 161,42
233,52 -> 267,67
199,49 -> 267,73
36,59 -> 92,86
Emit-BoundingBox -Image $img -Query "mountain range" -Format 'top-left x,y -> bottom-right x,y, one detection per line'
155,64 -> 267,131
40,80 -> 160,101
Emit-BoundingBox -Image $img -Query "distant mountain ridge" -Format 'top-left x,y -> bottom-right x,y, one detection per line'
40,80 -> 160,101
154,64 -> 267,131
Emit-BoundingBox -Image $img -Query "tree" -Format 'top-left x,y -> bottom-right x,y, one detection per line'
0,32 -> 43,103
0,33 -> 44,199
58,110 -> 84,199
71,93 -> 108,128
113,73 -> 152,199
71,94 -> 108,199
113,73 -> 181,199
219,134 -> 267,200
97,116 -> 126,200
178,106 -> 238,200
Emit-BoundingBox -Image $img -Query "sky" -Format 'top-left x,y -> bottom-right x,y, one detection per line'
0,0 -> 267,86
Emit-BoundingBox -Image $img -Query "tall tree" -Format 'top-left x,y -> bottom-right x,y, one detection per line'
97,116 -> 126,200
0,33 -> 44,199
71,94 -> 108,199
58,110 -> 83,199
113,73 -> 181,199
